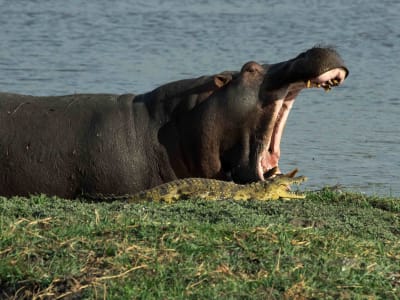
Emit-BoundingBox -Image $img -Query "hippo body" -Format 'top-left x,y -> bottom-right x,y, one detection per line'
0,93 -> 162,197
0,47 -> 348,198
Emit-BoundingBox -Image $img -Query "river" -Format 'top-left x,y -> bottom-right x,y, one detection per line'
0,0 -> 399,195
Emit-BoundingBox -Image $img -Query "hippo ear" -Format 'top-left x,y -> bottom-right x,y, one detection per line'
214,74 -> 232,88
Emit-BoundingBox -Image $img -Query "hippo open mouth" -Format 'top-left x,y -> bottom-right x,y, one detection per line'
257,67 -> 348,180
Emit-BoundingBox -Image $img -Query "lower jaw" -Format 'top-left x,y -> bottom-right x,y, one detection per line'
257,150 -> 280,180
228,150 -> 281,183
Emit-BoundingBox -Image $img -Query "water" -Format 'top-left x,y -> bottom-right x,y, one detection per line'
0,0 -> 399,195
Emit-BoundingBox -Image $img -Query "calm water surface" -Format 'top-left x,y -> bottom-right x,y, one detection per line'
0,0 -> 399,195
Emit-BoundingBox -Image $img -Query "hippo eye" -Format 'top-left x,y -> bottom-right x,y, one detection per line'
243,65 -> 255,73
241,61 -> 260,73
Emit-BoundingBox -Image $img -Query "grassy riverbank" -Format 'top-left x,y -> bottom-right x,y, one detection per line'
1,189 -> 399,299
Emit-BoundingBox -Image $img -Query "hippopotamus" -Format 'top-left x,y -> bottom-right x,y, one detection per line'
0,47 -> 348,198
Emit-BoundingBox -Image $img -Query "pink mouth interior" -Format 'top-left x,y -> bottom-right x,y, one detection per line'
256,67 -> 347,180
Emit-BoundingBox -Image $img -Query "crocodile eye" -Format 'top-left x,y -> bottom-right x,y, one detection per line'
280,184 -> 290,190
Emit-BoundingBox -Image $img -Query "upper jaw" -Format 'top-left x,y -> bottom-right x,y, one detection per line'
305,67 -> 348,91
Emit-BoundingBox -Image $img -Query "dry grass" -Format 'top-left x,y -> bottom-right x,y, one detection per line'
1,190 -> 399,299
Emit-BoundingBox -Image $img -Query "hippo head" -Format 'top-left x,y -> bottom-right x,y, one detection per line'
159,47 -> 348,185
223,47 -> 349,183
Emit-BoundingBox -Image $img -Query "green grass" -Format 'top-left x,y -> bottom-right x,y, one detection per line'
1,189 -> 399,299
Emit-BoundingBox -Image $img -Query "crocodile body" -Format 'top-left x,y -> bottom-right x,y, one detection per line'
88,169 -> 307,203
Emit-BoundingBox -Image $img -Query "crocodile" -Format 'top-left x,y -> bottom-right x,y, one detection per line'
87,168 -> 307,203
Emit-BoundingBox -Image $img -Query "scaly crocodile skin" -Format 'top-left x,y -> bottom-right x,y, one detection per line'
87,168 -> 307,203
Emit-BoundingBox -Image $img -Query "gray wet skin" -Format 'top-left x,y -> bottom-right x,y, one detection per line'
0,47 -> 348,198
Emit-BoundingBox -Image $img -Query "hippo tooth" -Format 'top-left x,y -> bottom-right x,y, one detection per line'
324,85 -> 331,92
306,80 -> 311,88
